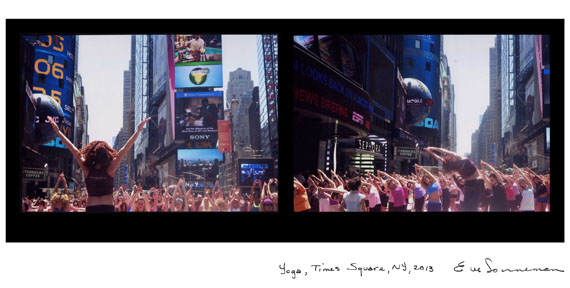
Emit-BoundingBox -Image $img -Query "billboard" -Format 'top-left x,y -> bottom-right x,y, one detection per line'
238,158 -> 275,187
176,149 -> 223,182
157,98 -> 172,149
217,120 -> 231,153
293,44 -> 372,131
175,91 -> 224,148
401,35 -> 441,130
152,35 -> 168,103
24,35 -> 76,148
174,34 -> 223,89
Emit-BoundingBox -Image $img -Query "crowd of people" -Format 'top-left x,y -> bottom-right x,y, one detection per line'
22,176 -> 279,213
294,147 -> 550,213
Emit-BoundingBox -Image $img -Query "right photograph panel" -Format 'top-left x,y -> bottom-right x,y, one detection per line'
293,35 -> 551,213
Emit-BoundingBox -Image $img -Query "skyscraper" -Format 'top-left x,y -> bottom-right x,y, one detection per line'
257,35 -> 279,167
226,68 -> 254,154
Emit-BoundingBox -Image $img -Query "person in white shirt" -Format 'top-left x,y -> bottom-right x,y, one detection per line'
187,35 -> 205,61
518,178 -> 535,212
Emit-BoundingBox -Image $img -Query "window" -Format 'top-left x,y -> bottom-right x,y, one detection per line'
407,58 -> 414,68
59,78 -> 64,88
38,74 -> 46,84
47,54 -> 54,64
430,43 -> 435,53
294,35 -> 315,51
318,35 -> 341,70
339,39 -> 361,84
415,39 -> 421,49
426,61 -> 431,71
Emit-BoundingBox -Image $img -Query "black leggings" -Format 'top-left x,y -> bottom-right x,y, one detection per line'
414,197 -> 425,212
86,205 -> 115,213
441,188 -> 450,212
463,179 -> 484,212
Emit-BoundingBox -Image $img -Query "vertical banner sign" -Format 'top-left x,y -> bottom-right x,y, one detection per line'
534,35 -> 544,118
167,35 -> 176,138
218,120 -> 231,153
25,35 -> 76,148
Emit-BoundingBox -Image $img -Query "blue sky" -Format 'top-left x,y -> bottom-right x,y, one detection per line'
443,35 -> 496,156
79,35 -> 260,146
178,149 -> 223,162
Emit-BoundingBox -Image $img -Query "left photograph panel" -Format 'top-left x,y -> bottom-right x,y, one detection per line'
20,34 -> 279,213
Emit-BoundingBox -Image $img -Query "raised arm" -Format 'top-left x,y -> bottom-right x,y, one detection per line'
47,116 -> 87,175
108,117 -> 151,174
514,165 -> 534,189
378,171 -> 401,187
318,169 -> 336,187
479,168 -> 492,188
417,166 -> 437,184
424,147 -> 445,163
141,188 -> 151,212
438,172 -> 448,187
318,186 -> 349,194
414,164 -> 423,183
481,160 -> 503,184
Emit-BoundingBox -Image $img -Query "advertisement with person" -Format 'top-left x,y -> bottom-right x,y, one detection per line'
176,149 -> 223,185
238,158 -> 275,187
174,34 -> 223,88
175,91 -> 224,147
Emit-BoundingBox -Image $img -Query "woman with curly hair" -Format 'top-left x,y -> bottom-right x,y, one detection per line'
47,116 -> 151,213
424,147 -> 485,212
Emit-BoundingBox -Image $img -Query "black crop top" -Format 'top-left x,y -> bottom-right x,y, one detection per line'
459,159 -> 477,178
84,167 -> 114,197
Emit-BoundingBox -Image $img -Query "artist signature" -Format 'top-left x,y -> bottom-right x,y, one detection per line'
454,258 -> 565,273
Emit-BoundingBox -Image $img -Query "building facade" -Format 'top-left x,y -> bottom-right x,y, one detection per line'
257,35 -> 279,168
401,35 -> 441,166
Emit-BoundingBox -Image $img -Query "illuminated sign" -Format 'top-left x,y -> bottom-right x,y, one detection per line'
176,148 -> 223,180
356,139 -> 383,154
174,34 -> 223,89
262,35 -> 278,125
24,35 -> 76,148
175,91 -> 223,147
415,117 -> 439,129
293,45 -> 371,131
406,98 -> 433,106
218,120 -> 231,153
237,158 -> 275,187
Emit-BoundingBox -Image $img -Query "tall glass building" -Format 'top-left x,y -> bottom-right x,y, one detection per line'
500,34 -> 516,137
257,35 -> 279,169
133,35 -> 152,184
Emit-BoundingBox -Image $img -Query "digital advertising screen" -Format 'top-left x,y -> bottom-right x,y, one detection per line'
238,158 -> 275,187
175,91 -> 223,148
157,98 -> 172,149
174,34 -> 223,88
24,34 -> 76,148
176,148 -> 224,182
152,34 -> 168,102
